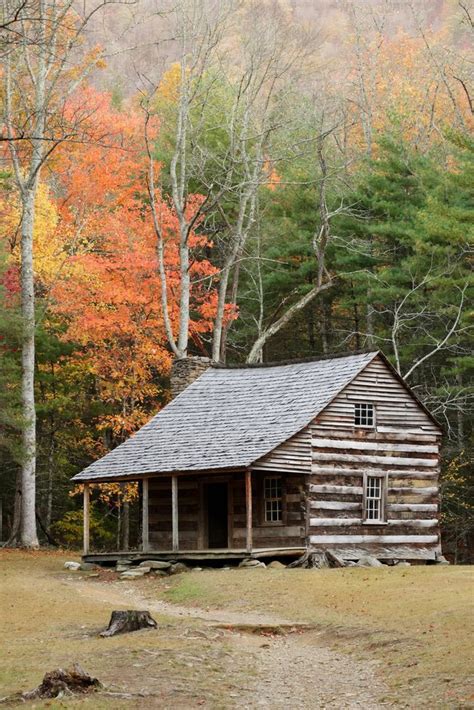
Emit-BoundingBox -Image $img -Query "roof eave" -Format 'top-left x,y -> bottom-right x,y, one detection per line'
71,463 -> 250,484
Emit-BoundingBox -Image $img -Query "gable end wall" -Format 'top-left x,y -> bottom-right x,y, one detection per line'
308,355 -> 441,560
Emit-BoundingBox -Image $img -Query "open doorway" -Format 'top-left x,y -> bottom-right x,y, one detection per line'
205,482 -> 228,548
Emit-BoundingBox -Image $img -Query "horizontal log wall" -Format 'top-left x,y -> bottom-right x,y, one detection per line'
308,355 -> 441,560
232,471 -> 306,548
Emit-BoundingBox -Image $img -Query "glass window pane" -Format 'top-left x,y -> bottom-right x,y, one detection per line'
365,476 -> 384,521
355,403 -> 374,426
264,477 -> 282,522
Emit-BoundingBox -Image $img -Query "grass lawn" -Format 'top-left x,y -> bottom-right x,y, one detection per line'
0,550 -> 472,708
0,550 -> 252,708
157,564 -> 474,707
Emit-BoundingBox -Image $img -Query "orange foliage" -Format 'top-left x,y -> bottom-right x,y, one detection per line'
70,482 -> 138,506
43,91 -> 218,441
263,157 -> 281,191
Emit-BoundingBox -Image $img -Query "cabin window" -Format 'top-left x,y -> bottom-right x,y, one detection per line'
363,475 -> 386,523
264,476 -> 283,523
354,402 -> 374,427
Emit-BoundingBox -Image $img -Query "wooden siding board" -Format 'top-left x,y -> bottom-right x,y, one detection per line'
309,534 -> 439,544
253,428 -> 312,474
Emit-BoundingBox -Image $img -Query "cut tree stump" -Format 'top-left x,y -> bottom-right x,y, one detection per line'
100,610 -> 157,637
0,663 -> 101,703
288,550 -> 328,569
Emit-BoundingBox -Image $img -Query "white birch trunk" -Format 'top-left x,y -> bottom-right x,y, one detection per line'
20,189 -> 39,548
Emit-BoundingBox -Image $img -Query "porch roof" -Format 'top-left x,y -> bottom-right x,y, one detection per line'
72,351 -> 378,482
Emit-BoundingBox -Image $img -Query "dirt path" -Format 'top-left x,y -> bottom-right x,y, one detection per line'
69,576 -> 392,709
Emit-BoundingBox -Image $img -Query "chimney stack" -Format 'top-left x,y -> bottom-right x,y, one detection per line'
170,356 -> 212,399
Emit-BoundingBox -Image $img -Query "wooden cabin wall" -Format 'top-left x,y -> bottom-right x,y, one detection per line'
148,472 -> 306,551
252,429 -> 311,474
308,356 -> 441,560
232,471 -> 306,548
148,476 -> 199,550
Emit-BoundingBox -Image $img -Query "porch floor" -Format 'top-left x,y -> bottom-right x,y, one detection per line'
83,547 -> 306,565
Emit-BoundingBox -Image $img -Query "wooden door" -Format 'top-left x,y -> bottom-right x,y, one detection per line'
206,482 -> 228,548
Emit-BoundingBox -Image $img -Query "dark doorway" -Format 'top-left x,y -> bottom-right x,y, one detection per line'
206,483 -> 228,548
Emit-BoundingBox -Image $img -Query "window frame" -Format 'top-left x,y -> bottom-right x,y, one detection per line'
354,402 -> 376,428
262,475 -> 284,526
362,472 -> 388,524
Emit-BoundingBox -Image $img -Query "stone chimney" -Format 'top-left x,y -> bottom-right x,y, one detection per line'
170,356 -> 212,399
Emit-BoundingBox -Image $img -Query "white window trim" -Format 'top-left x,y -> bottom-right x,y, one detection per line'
354,402 -> 376,429
362,472 -> 388,524
263,475 -> 283,525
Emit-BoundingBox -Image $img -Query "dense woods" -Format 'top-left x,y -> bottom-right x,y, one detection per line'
0,0 -> 472,560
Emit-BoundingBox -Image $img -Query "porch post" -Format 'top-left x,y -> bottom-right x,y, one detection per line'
142,477 -> 149,553
83,483 -> 90,555
172,475 -> 179,552
245,469 -> 252,554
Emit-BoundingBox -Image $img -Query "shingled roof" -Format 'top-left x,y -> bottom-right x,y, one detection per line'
72,351 -> 378,482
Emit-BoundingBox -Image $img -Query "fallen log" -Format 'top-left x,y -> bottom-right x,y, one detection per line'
0,663 -> 101,703
100,610 -> 157,637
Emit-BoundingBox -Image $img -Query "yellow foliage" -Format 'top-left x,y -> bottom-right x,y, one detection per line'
31,184 -> 62,283
157,62 -> 182,103
4,183 -> 67,285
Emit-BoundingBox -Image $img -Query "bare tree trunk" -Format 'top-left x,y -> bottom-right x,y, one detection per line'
307,307 -> 316,353
121,501 -> 130,552
366,299 -> 374,348
45,431 -> 54,530
320,301 -> 331,355
219,259 -> 241,362
456,372 -> 464,449
352,283 -> 361,350
212,180 -> 258,362
20,189 -> 39,548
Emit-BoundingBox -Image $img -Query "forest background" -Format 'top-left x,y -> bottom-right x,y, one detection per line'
0,0 -> 472,560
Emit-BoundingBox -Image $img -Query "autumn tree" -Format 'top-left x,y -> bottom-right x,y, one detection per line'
0,0 -> 126,546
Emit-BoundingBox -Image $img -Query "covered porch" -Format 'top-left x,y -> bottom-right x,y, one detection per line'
81,468 -> 307,563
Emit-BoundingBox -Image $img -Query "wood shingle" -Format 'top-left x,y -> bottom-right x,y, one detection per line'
72,351 -> 379,482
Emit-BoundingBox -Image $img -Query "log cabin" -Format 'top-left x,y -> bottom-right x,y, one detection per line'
72,351 -> 443,565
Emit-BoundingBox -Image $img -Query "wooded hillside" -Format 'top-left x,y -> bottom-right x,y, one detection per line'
0,0 -> 472,559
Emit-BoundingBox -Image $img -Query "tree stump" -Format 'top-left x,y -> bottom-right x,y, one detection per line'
100,610 -> 157,637
288,550 -> 328,569
5,663 -> 102,702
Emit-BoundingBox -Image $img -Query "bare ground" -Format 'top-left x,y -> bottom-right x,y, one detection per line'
69,574 -> 392,708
